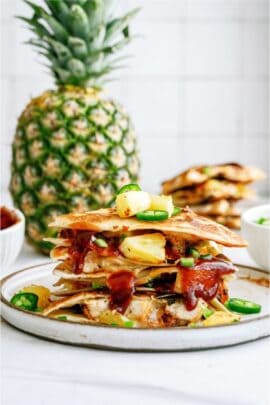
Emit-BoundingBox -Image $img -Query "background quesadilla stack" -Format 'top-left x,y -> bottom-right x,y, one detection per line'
42,203 -> 247,328
162,163 -> 265,229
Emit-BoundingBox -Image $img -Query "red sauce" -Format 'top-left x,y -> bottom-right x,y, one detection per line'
63,230 -> 119,274
179,259 -> 235,310
68,231 -> 94,274
165,242 -> 180,261
0,206 -> 19,230
107,270 -> 135,314
89,240 -> 119,258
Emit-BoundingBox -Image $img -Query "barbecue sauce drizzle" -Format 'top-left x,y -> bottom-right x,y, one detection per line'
60,229 -> 235,312
179,259 -> 235,310
107,271 -> 135,314
61,230 -> 119,274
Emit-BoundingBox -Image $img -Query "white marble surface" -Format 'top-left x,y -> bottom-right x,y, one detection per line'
1,242 -> 270,405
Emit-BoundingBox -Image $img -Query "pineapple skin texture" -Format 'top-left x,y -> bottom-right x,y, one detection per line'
10,86 -> 140,253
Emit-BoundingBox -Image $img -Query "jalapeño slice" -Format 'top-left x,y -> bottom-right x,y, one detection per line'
117,183 -> 141,194
10,292 -> 38,311
136,210 -> 169,221
225,298 -> 261,314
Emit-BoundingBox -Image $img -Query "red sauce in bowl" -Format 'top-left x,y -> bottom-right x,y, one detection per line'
0,206 -> 19,230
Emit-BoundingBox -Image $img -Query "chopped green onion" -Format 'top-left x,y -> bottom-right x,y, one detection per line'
57,316 -> 67,321
92,281 -> 104,290
180,257 -> 195,267
144,280 -> 154,288
120,234 -> 127,242
124,320 -> 134,328
202,166 -> 212,175
10,292 -> 38,311
200,254 -> 213,260
94,238 -> 108,248
188,322 -> 199,328
256,217 -> 270,227
110,323 -> 118,327
188,247 -> 200,259
263,219 -> 270,226
136,210 -> 169,221
172,207 -> 181,216
225,298 -> 261,314
202,307 -> 214,319
117,183 -> 141,194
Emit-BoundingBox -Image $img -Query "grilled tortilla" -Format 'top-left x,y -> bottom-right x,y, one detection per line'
191,199 -> 240,217
205,215 -> 241,230
49,206 -> 246,247
43,291 -> 208,327
162,163 -> 265,194
170,180 -> 254,206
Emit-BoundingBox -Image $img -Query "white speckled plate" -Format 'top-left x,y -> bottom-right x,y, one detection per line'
1,262 -> 270,351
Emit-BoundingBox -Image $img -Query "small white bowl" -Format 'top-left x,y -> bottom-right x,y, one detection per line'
0,208 -> 25,269
241,204 -> 270,271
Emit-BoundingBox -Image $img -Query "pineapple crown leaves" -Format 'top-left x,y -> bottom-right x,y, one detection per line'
19,0 -> 140,88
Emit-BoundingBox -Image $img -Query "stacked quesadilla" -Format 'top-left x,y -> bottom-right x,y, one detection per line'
40,199 -> 247,328
162,163 -> 265,229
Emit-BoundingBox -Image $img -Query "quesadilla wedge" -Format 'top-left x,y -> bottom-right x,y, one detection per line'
10,185 -> 253,328
191,199 -> 240,217
190,200 -> 241,229
207,215 -> 240,229
48,206 -> 245,247
169,180 -> 254,206
162,163 -> 265,195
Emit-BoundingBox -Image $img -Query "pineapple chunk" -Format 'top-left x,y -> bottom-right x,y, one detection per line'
150,195 -> 174,217
99,310 -> 135,327
116,191 -> 151,218
21,285 -> 50,308
119,233 -> 166,264
203,311 -> 240,327
194,240 -> 222,256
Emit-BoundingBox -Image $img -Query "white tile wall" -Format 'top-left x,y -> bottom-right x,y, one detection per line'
185,22 -> 241,77
184,81 -> 242,135
126,79 -> 181,136
243,22 -> 269,77
0,0 -> 269,196
128,21 -> 185,76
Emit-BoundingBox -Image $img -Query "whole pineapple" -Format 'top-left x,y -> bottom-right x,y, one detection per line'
10,0 -> 140,253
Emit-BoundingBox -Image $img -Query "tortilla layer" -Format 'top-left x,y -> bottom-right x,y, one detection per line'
171,180 -> 254,206
162,163 -> 265,194
49,207 -> 246,247
191,199 -> 240,216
